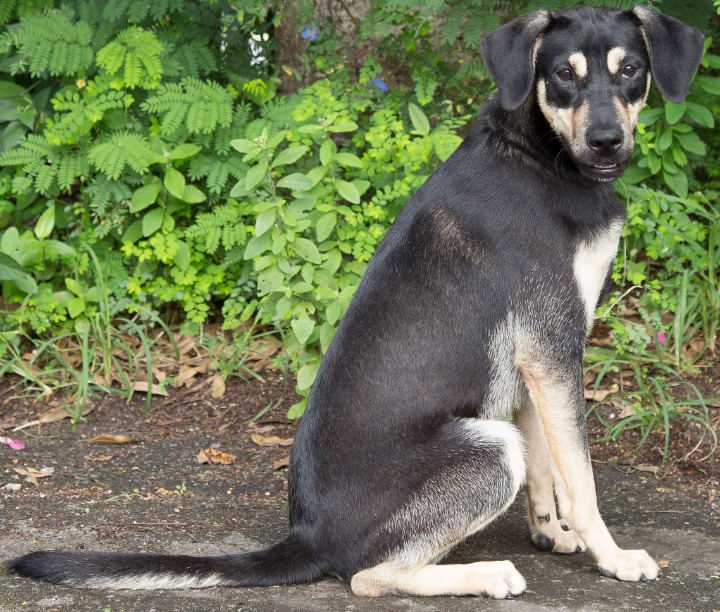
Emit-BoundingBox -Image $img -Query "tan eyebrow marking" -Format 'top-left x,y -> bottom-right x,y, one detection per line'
607,47 -> 626,74
568,52 -> 587,79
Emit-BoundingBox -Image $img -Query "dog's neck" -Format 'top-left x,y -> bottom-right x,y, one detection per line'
482,95 -> 590,183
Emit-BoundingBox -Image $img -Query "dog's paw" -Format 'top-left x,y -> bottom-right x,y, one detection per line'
473,560 -> 527,599
597,549 -> 659,582
529,516 -> 586,554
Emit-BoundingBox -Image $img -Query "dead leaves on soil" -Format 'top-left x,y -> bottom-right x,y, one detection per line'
13,466 -> 54,486
87,434 -> 138,445
197,448 -> 236,465
13,404 -> 95,432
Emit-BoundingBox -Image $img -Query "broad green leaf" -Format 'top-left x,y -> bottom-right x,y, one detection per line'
164,167 -> 186,200
674,131 -> 706,156
408,102 -> 431,135
257,266 -> 285,295
335,152 -> 364,168
122,220 -> 143,243
169,143 -> 201,161
316,212 -> 337,242
319,321 -> 335,353
85,287 -> 100,302
0,226 -> 19,254
230,138 -> 255,153
335,179 -> 360,204
255,209 -> 276,237
327,121 -> 358,133
685,102 -> 714,128
182,184 -> 206,204
293,237 -> 322,264
34,205 -> 55,240
656,129 -> 673,153
0,81 -> 25,99
664,101 -> 686,125
663,169 -> 688,197
291,314 -> 315,344
244,231 -> 272,259
287,398 -> 307,419
142,207 -> 164,237
0,253 -> 30,282
42,240 -> 76,259
131,183 -> 162,213
65,278 -> 82,296
245,162 -> 268,191
297,361 -> 320,390
320,139 -> 336,166
272,145 -> 308,168
67,297 -> 86,319
326,300 -> 347,325
277,173 -> 314,191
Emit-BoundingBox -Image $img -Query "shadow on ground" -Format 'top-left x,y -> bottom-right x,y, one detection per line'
1,377 -> 718,611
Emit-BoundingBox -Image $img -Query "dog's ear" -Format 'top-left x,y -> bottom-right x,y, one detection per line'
481,10 -> 550,111
632,7 -> 704,104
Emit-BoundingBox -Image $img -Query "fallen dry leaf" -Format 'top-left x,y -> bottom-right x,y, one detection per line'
247,422 -> 275,434
583,387 -> 616,402
87,434 -> 138,445
86,455 -> 113,462
658,559 -> 670,568
635,464 -> 660,474
250,433 -> 294,447
13,404 -> 95,432
210,373 -> 226,399
273,455 -> 290,470
197,448 -> 236,465
172,365 -> 203,388
133,381 -> 168,396
13,466 -> 54,486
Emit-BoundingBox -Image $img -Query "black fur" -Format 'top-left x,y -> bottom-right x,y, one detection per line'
8,6 -> 704,594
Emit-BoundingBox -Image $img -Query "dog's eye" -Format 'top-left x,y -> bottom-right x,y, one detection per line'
556,68 -> 574,82
622,65 -> 638,78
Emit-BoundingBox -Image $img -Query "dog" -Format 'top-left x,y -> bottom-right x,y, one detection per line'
8,6 -> 704,598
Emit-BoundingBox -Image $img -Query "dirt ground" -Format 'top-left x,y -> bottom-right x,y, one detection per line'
0,372 -> 718,611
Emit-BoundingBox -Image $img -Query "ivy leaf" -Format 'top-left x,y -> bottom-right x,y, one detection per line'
293,237 -> 322,264
245,161 -> 268,191
335,179 -> 360,204
142,207 -> 164,237
164,167 -> 186,200
34,205 -> 55,240
272,146 -> 308,168
277,173 -> 314,191
131,183 -> 162,212
408,102 -> 431,136
316,212 -> 337,242
291,314 -> 315,344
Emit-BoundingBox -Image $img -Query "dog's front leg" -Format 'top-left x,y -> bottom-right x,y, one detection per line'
517,359 -> 660,581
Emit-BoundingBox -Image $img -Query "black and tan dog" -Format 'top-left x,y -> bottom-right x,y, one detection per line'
8,6 -> 704,598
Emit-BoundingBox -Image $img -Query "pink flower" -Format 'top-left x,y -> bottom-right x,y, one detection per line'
657,332 -> 667,345
0,436 -> 25,450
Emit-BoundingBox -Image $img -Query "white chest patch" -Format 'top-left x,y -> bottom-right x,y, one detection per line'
573,221 -> 623,328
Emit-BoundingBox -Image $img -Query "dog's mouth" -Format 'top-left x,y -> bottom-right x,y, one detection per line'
579,162 -> 626,182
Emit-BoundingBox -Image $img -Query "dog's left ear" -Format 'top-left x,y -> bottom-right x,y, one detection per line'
481,10 -> 550,111
632,7 -> 704,103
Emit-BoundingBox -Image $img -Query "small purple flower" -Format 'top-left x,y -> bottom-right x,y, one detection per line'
369,77 -> 388,93
657,331 -> 666,345
301,24 -> 319,42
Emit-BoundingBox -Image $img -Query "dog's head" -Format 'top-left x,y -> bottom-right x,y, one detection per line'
481,7 -> 704,181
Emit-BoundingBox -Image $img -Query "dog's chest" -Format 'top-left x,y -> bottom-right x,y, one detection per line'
572,221 -> 623,328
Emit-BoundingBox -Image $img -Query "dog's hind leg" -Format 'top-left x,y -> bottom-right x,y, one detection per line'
515,392 -> 587,554
350,419 -> 527,598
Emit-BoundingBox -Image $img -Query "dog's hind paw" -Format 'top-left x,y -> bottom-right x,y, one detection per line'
473,560 -> 527,599
597,549 -> 659,582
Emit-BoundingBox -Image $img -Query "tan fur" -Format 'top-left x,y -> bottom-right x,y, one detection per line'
606,47 -> 626,74
568,52 -> 588,79
537,80 -> 590,156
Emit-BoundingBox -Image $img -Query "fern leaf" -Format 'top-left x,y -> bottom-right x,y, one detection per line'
88,131 -> 149,180
97,27 -> 164,89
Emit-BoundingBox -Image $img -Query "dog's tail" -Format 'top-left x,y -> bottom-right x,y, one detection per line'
6,537 -> 324,590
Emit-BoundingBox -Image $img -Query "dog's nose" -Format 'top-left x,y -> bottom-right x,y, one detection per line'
587,129 -> 623,156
